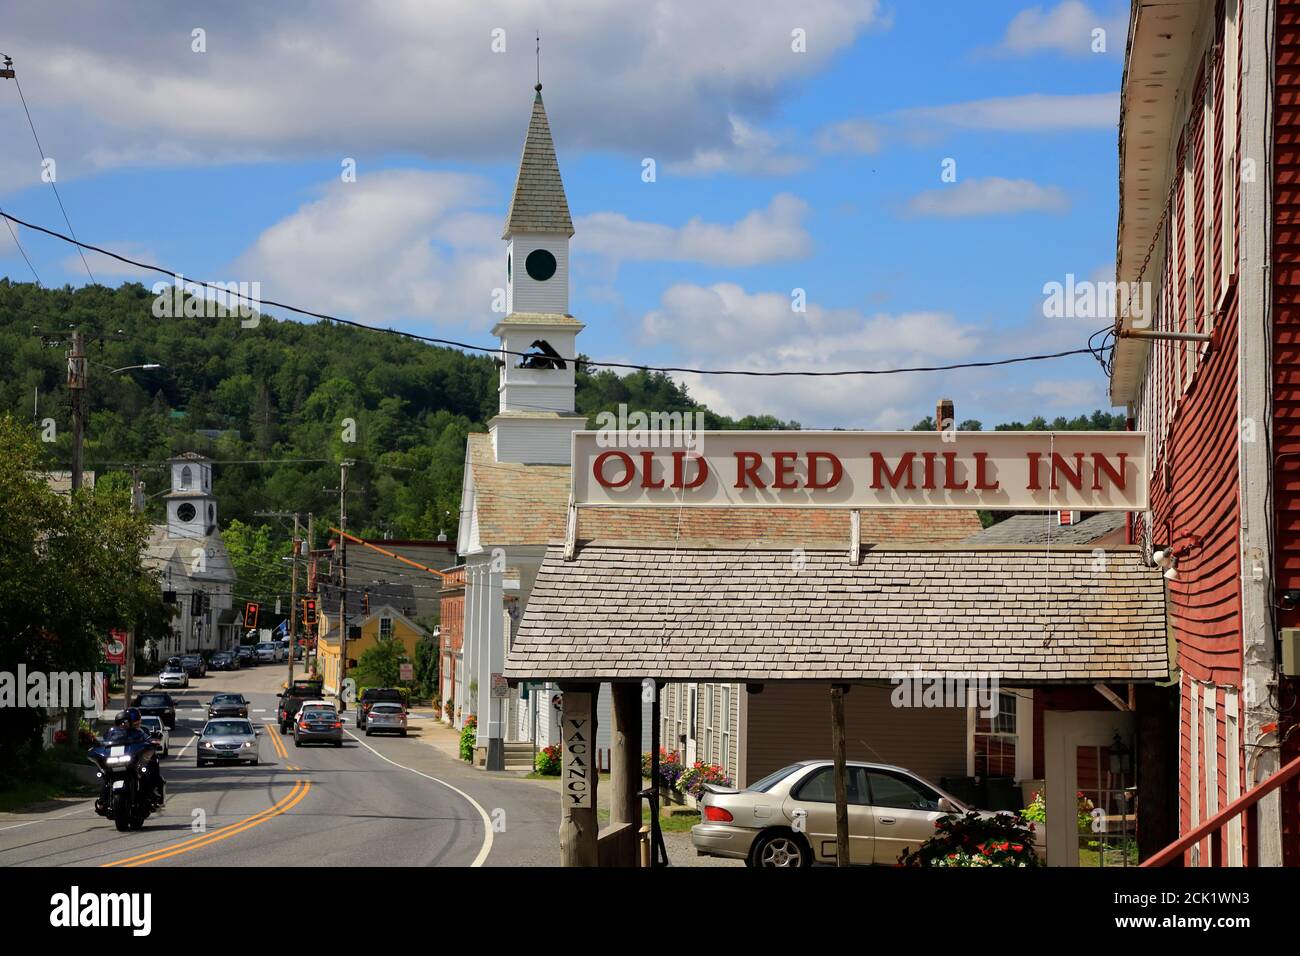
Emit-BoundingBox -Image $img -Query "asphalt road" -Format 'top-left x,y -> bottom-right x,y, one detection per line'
0,664 -> 559,867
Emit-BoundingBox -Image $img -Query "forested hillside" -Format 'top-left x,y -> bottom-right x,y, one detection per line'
0,280 -> 794,544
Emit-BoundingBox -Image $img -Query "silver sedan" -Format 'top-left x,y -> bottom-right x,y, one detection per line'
691,759 -> 967,867
196,718 -> 260,767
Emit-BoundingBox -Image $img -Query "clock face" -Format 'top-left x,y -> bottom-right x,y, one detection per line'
525,249 -> 557,281
177,503 -> 196,522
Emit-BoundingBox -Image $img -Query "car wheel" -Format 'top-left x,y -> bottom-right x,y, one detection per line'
197,759 -> 206,768
365,728 -> 372,737
251,757 -> 259,766
293,737 -> 301,747
399,730 -> 407,738
334,740 -> 343,748
750,830 -> 811,868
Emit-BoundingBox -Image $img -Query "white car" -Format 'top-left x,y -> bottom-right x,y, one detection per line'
157,664 -> 189,688
300,699 -> 336,716
139,715 -> 170,757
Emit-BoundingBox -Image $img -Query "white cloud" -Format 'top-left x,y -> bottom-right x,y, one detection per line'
0,0 -> 881,188
1000,2 -> 1127,57
638,281 -> 983,427
666,116 -> 808,177
900,92 -> 1119,132
231,170 -> 501,331
816,119 -> 884,154
576,194 -> 811,266
905,177 -> 1069,217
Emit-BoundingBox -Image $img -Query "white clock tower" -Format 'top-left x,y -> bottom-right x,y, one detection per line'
165,452 -> 218,539
490,82 -> 587,465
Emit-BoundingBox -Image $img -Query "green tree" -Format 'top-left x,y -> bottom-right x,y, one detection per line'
0,414 -> 169,776
354,639 -> 406,688
222,520 -> 292,604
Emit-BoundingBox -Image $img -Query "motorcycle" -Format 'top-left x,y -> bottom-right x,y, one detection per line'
87,738 -> 160,832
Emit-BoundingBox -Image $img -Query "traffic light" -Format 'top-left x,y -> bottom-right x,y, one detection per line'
302,598 -> 317,626
244,601 -> 260,629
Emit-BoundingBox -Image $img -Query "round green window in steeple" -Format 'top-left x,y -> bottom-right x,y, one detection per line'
525,249 -> 557,281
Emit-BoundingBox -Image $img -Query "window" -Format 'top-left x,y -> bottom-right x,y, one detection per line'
972,691 -> 1019,778
180,465 -> 192,489
704,685 -> 715,765
867,771 -> 943,811
379,617 -> 393,641
793,766 -> 869,805
720,685 -> 733,777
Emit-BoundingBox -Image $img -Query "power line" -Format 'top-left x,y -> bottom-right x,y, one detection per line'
1,58 -> 96,285
0,210 -> 1107,380
0,205 -> 42,284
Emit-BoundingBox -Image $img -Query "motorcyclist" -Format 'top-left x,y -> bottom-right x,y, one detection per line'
101,708 -> 165,807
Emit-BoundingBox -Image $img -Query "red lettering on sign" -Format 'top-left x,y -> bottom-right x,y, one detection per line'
807,452 -> 843,490
921,452 -> 937,490
973,452 -> 999,491
772,451 -> 800,490
1091,452 -> 1126,491
871,452 -> 915,489
639,451 -> 665,489
942,452 -> 967,490
1026,452 -> 1042,490
734,451 -> 764,489
1050,452 -> 1084,491
593,451 -> 635,488
672,451 -> 708,489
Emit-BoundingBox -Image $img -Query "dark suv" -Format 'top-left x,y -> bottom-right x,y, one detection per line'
180,653 -> 207,678
132,692 -> 178,730
356,688 -> 407,729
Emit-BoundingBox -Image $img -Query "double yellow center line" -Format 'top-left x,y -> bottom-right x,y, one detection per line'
102,722 -> 307,867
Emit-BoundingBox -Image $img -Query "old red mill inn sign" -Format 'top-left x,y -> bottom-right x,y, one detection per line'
572,431 -> 1148,511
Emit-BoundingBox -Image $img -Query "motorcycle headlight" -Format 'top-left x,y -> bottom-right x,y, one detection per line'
106,755 -> 130,765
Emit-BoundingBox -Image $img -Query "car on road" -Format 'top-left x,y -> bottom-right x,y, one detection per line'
208,693 -> 250,719
132,692 -> 177,730
209,650 -> 239,671
293,708 -> 343,748
255,641 -> 281,664
277,678 -> 325,733
691,760 -> 968,868
196,718 -> 260,767
180,653 -> 208,678
139,715 -> 169,758
356,687 -> 406,729
236,644 -> 256,666
157,662 -> 189,688
363,701 -> 407,737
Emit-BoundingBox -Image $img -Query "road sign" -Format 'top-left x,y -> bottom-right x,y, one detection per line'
491,673 -> 509,699
399,662 -> 414,682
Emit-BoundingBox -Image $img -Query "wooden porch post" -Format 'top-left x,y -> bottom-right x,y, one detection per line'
558,683 -> 599,866
610,682 -> 643,866
830,683 -> 850,866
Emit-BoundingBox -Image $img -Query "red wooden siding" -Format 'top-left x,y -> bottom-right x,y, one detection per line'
1271,0 -> 1300,865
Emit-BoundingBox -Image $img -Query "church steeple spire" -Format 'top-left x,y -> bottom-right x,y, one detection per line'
502,86 -> 573,239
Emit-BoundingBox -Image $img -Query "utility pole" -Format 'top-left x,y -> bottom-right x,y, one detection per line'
306,512 -> 316,677
123,465 -> 141,710
337,461 -> 353,709
31,327 -> 126,490
288,513 -> 300,684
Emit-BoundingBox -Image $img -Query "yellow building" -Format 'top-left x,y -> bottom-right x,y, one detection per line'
318,605 -> 427,698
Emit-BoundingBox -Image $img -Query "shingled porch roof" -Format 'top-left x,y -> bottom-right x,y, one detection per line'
504,543 -> 1169,684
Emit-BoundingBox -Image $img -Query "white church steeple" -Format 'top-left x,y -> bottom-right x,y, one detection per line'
165,452 -> 218,539
490,83 -> 587,464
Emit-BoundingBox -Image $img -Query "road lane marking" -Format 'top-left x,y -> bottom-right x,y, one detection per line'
344,729 -> 493,867
0,803 -> 91,832
101,778 -> 309,867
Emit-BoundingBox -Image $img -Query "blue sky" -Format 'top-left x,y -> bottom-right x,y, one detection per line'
0,0 -> 1129,428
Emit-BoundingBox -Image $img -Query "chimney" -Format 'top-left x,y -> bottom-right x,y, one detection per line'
935,398 -> 954,432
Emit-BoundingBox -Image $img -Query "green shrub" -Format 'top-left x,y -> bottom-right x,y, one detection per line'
459,714 -> 477,762
534,743 -> 561,775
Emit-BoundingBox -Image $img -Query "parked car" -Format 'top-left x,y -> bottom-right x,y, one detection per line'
208,693 -> 250,719
132,692 -> 177,730
356,687 -> 406,729
180,653 -> 207,678
196,718 -> 260,767
293,708 -> 343,748
157,662 -> 189,688
139,715 -> 169,758
236,644 -> 256,665
209,650 -> 239,671
691,760 -> 968,867
364,702 -> 407,737
255,642 -> 280,664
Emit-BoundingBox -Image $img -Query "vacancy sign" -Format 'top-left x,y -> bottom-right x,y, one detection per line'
572,431 -> 1148,511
